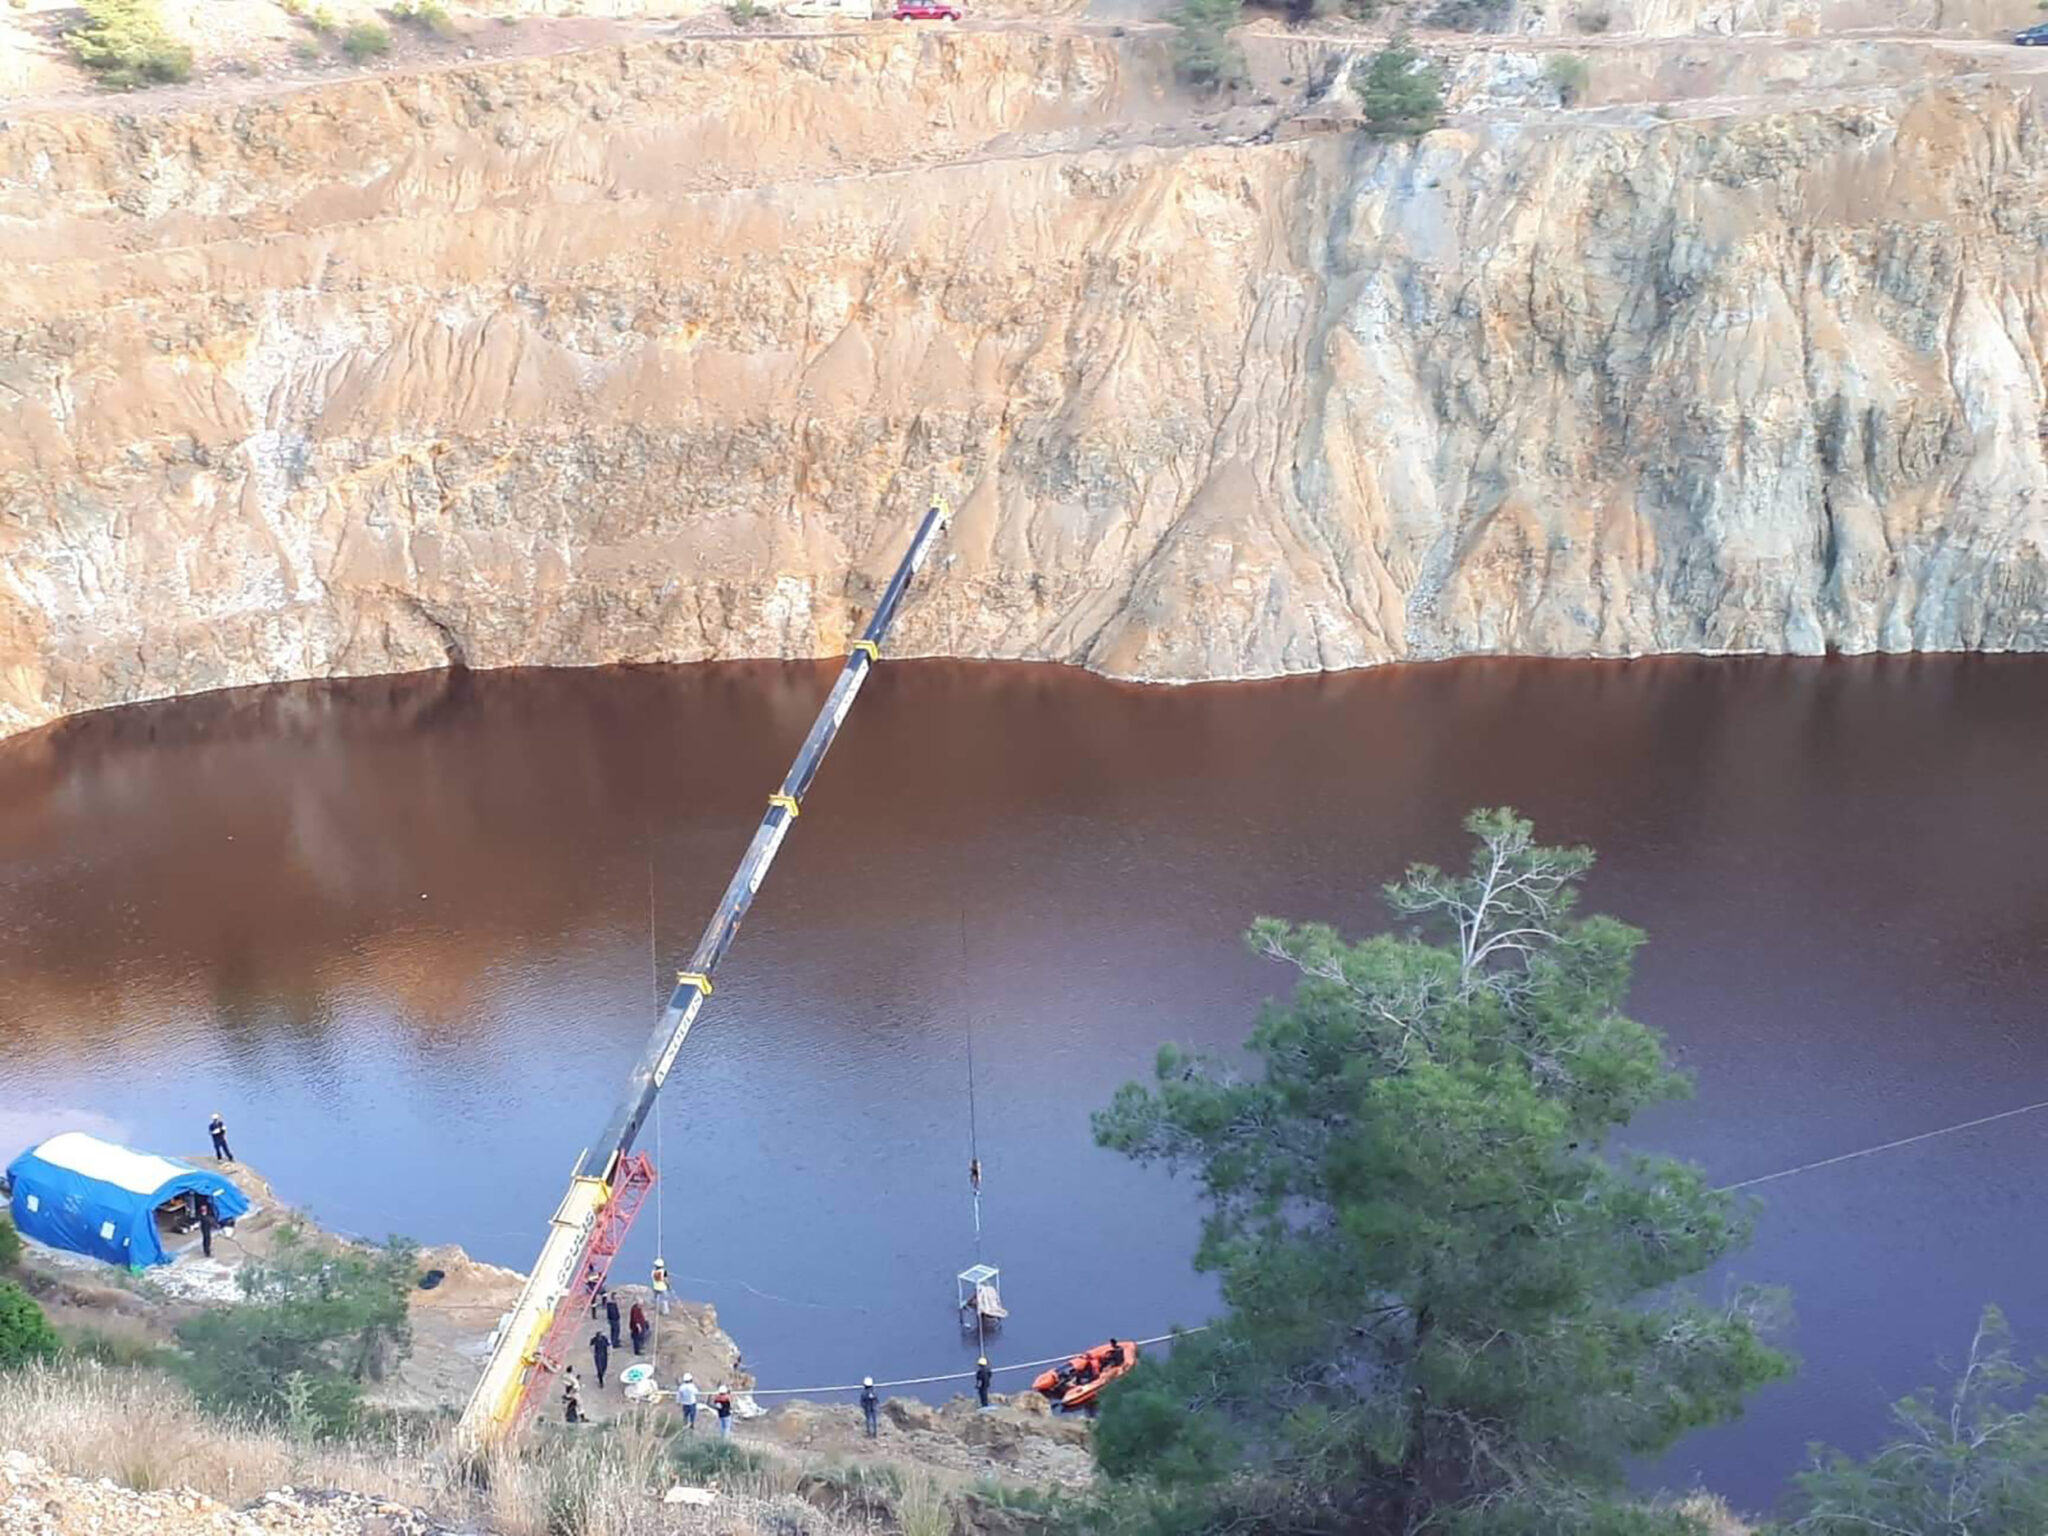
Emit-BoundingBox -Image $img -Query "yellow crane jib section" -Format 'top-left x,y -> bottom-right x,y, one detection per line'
767,794 -> 801,818
675,971 -> 713,996
851,640 -> 880,662
456,1174 -> 612,1447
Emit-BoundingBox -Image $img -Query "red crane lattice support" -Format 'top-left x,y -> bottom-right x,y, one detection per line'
509,1153 -> 656,1429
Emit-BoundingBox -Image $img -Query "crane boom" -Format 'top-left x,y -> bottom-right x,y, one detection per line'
457,500 -> 952,1447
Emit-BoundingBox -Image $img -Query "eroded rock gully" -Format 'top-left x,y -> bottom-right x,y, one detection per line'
2,25 -> 2045,735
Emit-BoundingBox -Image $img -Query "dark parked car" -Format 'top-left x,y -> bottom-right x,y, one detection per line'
2016,20 -> 2048,43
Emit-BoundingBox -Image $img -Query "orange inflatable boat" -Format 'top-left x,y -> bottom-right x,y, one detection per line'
1031,1338 -> 1139,1411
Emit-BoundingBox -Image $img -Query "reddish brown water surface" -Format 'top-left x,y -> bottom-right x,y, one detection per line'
3,655 -> 2046,1510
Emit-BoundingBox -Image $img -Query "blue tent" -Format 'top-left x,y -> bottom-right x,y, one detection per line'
5,1132 -> 251,1269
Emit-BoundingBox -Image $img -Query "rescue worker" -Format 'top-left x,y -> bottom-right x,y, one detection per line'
969,1158 -> 981,1193
208,1112 -> 233,1162
563,1372 -> 584,1424
860,1377 -> 879,1438
589,1329 -> 611,1388
712,1384 -> 734,1438
629,1300 -> 650,1356
651,1259 -> 672,1315
604,1292 -> 622,1349
675,1372 -> 698,1429
1109,1337 -> 1127,1368
198,1195 -> 217,1258
975,1357 -> 993,1409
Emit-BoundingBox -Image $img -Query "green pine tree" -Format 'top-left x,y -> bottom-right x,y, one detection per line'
1169,0 -> 1246,92
65,0 -> 191,88
1092,810 -> 1790,1533
0,1281 -> 60,1369
1353,38 -> 1443,137
1779,1305 -> 2048,1536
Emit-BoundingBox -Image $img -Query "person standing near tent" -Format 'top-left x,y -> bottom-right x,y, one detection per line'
675,1372 -> 698,1429
628,1300 -> 650,1356
197,1196 -> 217,1259
208,1112 -> 233,1162
588,1329 -> 611,1388
975,1357 -> 992,1409
604,1292 -> 622,1349
712,1385 -> 733,1438
651,1259 -> 671,1315
860,1377 -> 879,1438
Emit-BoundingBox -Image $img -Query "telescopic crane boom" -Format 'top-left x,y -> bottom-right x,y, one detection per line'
457,500 -> 952,1447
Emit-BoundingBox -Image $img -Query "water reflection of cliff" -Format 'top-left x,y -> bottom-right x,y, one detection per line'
7,652 -> 2041,1078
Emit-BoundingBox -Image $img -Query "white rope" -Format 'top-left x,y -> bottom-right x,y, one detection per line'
1716,1096 -> 2048,1192
742,1326 -> 1211,1398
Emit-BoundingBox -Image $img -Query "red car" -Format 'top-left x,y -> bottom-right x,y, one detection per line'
893,0 -> 960,16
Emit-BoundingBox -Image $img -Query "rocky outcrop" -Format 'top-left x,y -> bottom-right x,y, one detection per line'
2,27 -> 2045,735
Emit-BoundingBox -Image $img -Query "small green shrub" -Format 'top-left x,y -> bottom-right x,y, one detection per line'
306,3 -> 337,29
292,37 -> 321,57
1353,36 -> 1442,135
65,0 -> 193,87
1575,2 -> 1611,28
342,17 -> 389,56
1425,0 -> 1508,28
725,0 -> 764,23
1546,51 -> 1589,103
387,0 -> 454,34
64,1326 -> 177,1370
0,1281 -> 60,1368
670,1436 -> 767,1480
0,1214 -> 21,1273
1170,0 -> 1246,90
173,1228 -> 417,1437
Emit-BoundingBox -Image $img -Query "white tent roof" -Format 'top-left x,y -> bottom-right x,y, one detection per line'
30,1132 -> 194,1195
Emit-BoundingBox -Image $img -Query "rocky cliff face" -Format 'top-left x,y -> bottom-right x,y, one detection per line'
2,21 -> 2045,735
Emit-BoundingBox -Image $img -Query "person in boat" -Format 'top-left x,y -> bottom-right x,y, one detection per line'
1108,1337 -> 1126,1368
1072,1355 -> 1098,1386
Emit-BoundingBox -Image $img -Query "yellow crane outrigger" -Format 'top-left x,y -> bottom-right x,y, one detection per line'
456,500 -> 952,1448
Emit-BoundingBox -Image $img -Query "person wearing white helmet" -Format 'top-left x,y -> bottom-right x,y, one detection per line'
860,1376 -> 879,1438
975,1356 -> 993,1409
674,1371 -> 698,1429
712,1383 -> 734,1437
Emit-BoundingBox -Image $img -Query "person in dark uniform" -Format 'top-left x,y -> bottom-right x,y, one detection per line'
860,1377 -> 879,1438
974,1357 -> 993,1409
589,1330 -> 611,1388
604,1292 -> 622,1349
208,1113 -> 233,1162
198,1196 -> 217,1258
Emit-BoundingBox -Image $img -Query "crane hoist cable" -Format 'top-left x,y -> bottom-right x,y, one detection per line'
455,498 -> 953,1448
